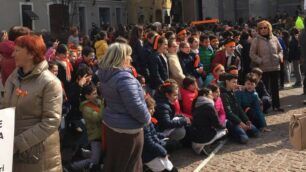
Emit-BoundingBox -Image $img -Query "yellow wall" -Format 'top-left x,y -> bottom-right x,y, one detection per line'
128,0 -> 170,24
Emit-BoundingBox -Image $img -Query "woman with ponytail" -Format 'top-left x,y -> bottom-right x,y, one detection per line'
154,79 -> 190,141
148,36 -> 169,92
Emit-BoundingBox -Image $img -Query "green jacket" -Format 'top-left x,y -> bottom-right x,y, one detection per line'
80,98 -> 103,141
219,84 -> 249,125
199,46 -> 214,74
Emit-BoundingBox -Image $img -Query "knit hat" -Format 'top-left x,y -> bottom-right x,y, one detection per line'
0,40 -> 14,58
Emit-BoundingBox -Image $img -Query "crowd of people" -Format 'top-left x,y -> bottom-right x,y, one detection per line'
0,14 -> 305,172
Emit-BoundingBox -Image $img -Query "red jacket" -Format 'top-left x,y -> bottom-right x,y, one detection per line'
212,50 -> 240,69
180,88 -> 197,119
0,40 -> 15,85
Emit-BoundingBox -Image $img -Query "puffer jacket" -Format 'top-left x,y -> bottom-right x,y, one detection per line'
3,60 -> 63,172
249,34 -> 283,72
97,68 -> 151,130
153,93 -> 187,131
142,123 -> 167,163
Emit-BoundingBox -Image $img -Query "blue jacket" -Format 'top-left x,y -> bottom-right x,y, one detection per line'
142,123 -> 167,163
235,90 -> 262,118
98,68 -> 151,129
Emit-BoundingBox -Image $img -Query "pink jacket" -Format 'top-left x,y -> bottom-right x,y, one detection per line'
215,97 -> 226,125
180,88 -> 197,119
45,47 -> 56,61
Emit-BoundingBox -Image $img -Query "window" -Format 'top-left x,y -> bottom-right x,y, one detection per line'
21,4 -> 33,29
116,8 -> 122,26
99,7 -> 111,26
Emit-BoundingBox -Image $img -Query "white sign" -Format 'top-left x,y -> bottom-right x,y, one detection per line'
304,0 -> 306,10
0,108 -> 15,172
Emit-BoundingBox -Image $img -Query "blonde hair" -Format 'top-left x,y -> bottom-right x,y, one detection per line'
257,20 -> 273,35
99,42 -> 132,69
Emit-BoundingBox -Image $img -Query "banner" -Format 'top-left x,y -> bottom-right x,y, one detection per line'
0,108 -> 15,172
304,0 -> 306,10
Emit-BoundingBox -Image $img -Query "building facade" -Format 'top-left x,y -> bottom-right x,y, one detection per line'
201,0 -> 303,22
0,0 -> 128,35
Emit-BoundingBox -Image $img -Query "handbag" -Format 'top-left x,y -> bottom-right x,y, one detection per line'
289,113 -> 306,150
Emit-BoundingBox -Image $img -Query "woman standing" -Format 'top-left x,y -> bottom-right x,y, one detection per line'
250,20 -> 284,112
3,35 -> 63,172
98,42 -> 151,172
129,25 -> 144,73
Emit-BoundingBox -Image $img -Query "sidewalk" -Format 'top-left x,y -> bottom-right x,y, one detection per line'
171,87 -> 306,172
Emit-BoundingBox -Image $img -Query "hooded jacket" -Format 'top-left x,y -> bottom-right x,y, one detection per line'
98,68 -> 151,130
191,96 -> 224,143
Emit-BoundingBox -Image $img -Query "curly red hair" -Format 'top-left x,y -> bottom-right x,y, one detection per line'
15,35 -> 46,64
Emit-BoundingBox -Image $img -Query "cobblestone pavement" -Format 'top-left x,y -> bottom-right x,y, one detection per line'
171,87 -> 306,172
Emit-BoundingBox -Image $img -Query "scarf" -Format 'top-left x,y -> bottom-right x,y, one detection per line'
57,56 -> 73,81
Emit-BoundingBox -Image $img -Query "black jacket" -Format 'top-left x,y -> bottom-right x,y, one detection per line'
190,96 -> 225,143
140,41 -> 153,79
220,85 -> 249,125
255,80 -> 270,99
289,38 -> 301,61
66,82 -> 84,122
148,52 -> 169,89
178,51 -> 196,76
240,40 -> 251,73
131,39 -> 144,72
142,123 -> 167,163
153,93 -> 187,131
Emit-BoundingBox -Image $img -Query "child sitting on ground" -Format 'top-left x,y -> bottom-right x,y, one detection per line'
154,79 -> 190,141
143,95 -> 178,172
251,67 -> 272,114
179,76 -> 198,120
208,84 -> 227,127
190,87 -> 227,155
235,73 -> 271,132
69,83 -> 103,171
219,73 -> 260,144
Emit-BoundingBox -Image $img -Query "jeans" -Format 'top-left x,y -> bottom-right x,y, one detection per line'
226,121 -> 259,144
293,60 -> 302,83
71,141 -> 101,170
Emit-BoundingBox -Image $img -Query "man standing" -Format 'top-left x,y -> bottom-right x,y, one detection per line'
299,17 -> 306,95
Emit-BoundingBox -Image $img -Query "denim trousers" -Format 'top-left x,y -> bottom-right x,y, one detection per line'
226,121 -> 259,144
